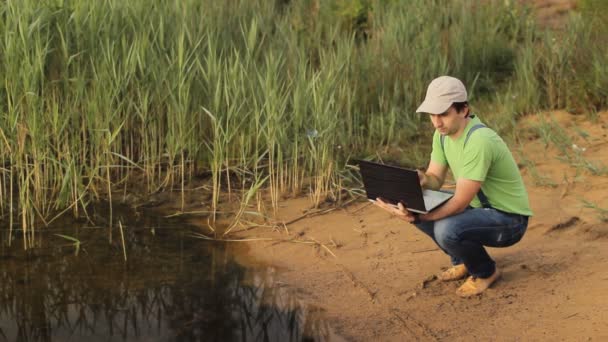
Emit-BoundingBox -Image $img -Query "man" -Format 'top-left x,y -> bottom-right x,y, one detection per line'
374,76 -> 532,297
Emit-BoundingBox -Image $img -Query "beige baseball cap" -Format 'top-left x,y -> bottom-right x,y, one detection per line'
415,76 -> 467,114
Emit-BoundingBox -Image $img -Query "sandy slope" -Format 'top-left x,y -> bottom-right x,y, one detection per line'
232,111 -> 608,341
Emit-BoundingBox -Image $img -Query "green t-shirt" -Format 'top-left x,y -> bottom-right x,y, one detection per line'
430,115 -> 533,216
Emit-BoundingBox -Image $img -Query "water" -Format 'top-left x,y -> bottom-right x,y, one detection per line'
0,206 -> 340,341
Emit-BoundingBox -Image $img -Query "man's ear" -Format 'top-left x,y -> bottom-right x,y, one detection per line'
462,105 -> 470,117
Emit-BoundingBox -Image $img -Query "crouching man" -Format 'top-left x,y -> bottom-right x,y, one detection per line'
375,76 -> 532,297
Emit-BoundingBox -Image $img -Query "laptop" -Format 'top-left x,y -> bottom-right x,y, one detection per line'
357,160 -> 453,214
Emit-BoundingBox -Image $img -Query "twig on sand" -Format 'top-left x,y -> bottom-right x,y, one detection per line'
337,263 -> 377,301
411,248 -> 440,254
230,223 -> 276,234
544,216 -> 580,234
349,201 -> 373,214
390,308 -> 416,337
190,233 -> 338,259
280,222 -> 289,234
289,237 -> 337,258
189,232 -> 274,242
309,236 -> 337,258
564,312 -> 579,319
164,210 -> 215,218
284,198 -> 358,226
390,308 -> 439,341
283,207 -> 335,225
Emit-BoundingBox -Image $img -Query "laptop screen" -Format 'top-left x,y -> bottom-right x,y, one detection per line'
357,160 -> 427,212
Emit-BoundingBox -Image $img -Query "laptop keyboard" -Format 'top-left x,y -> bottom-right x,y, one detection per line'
423,190 -> 453,210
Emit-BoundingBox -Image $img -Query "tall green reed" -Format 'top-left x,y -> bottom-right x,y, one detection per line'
0,0 -> 606,243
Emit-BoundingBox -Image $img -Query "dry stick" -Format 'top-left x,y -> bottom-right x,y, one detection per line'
390,308 -> 417,337
271,237 -> 339,258
283,207 -> 337,226
337,263 -> 377,301
190,233 -> 339,261
190,232 -> 332,250
411,248 -> 440,254
390,308 -> 439,341
348,201 -> 373,214
306,236 -> 337,258
269,238 -> 288,247
230,223 -> 275,234
227,222 -> 278,234
284,197 -> 359,226
180,198 -> 359,235
228,198 -> 358,235
544,216 -> 580,234
190,232 -> 273,242
164,210 -> 217,218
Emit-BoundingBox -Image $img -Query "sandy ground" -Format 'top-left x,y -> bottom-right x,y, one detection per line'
207,110 -> 608,341
532,0 -> 577,28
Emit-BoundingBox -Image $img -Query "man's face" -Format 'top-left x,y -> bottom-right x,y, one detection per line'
429,106 -> 467,136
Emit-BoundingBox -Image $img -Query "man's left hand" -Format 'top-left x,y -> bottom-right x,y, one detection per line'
373,198 -> 419,223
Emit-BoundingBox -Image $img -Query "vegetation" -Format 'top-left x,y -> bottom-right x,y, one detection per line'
582,199 -> 608,223
1,0 -> 607,244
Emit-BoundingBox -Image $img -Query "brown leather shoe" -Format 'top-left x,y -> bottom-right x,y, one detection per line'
456,268 -> 501,297
438,264 -> 468,281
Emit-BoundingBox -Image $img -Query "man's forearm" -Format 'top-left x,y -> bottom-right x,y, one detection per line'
419,197 -> 466,222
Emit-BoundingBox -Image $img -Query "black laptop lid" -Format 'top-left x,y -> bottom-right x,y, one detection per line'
357,160 -> 427,212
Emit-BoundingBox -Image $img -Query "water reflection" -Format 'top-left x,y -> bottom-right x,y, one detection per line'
0,206 -> 336,341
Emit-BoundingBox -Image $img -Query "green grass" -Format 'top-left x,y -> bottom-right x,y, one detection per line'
534,114 -> 573,152
529,114 -> 607,176
0,0 -> 607,243
516,151 -> 558,188
582,199 -> 608,223
55,233 -> 83,256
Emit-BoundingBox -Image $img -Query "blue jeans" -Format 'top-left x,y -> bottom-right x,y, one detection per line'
414,208 -> 528,278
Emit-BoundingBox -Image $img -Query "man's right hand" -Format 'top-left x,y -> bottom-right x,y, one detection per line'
417,170 -> 427,188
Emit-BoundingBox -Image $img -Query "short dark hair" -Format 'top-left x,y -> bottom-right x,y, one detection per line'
452,101 -> 471,118
452,101 -> 468,113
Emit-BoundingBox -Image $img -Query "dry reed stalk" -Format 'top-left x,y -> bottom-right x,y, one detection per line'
118,221 -> 127,261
